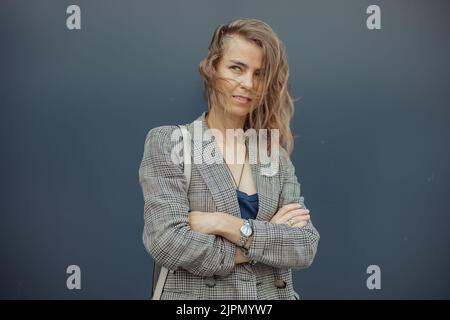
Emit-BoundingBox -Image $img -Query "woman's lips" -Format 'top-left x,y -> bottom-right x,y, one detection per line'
232,95 -> 252,104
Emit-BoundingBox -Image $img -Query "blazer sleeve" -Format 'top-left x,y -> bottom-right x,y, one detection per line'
244,148 -> 320,270
139,126 -> 236,277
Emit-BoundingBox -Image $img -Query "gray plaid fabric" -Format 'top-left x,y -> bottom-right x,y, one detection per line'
138,112 -> 320,300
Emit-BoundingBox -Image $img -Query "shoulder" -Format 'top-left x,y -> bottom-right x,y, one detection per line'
278,145 -> 290,162
140,125 -> 186,169
141,125 -> 186,163
144,125 -> 181,148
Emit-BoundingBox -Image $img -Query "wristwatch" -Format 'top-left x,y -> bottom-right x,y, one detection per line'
237,219 -> 253,247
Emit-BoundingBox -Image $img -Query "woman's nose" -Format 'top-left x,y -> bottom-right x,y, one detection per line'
240,73 -> 254,89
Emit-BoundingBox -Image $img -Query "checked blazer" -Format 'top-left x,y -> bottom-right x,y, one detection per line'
138,111 -> 320,300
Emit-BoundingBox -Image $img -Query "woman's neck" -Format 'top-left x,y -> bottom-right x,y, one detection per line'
206,107 -> 248,163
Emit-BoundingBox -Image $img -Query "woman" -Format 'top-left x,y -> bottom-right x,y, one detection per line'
138,18 -> 319,300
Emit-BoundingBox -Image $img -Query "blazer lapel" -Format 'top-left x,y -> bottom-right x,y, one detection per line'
249,148 -> 279,222
186,112 -> 241,218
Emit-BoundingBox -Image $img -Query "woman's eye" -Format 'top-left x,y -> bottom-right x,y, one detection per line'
230,66 -> 241,72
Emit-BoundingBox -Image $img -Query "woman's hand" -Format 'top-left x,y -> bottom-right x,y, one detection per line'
270,203 -> 310,228
188,211 -> 220,234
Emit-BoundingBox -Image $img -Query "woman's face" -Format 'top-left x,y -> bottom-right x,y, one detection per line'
215,35 -> 264,117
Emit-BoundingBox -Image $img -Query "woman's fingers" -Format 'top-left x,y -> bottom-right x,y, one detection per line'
292,220 -> 309,228
277,203 -> 303,216
285,215 -> 310,228
278,209 -> 310,224
270,203 -> 304,223
272,211 -> 310,225
287,214 -> 310,224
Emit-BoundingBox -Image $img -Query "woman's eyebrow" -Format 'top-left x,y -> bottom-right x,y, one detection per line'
229,59 -> 261,71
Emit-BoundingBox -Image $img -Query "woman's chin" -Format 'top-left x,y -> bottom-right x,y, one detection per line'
230,102 -> 252,113
230,108 -> 251,119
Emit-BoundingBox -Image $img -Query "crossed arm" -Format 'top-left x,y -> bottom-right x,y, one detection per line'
139,126 -> 320,277
189,202 -> 311,264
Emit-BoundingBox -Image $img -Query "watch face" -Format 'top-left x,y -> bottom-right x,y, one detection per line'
241,223 -> 252,237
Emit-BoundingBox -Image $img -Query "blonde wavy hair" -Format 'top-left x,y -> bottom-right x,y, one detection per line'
199,18 -> 297,156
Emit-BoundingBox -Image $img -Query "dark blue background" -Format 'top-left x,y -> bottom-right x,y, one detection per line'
1,0 -> 449,299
